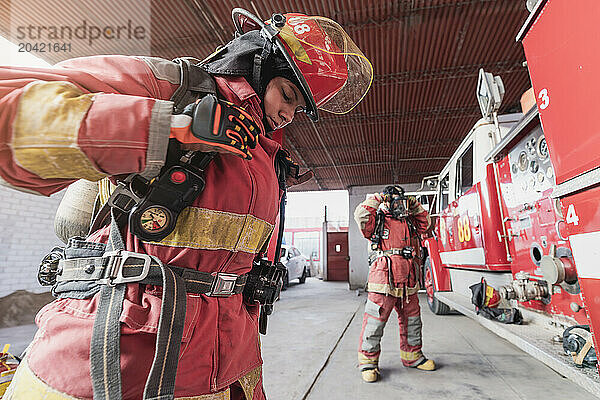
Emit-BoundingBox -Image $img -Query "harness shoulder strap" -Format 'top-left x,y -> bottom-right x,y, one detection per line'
171,58 -> 217,113
371,210 -> 386,250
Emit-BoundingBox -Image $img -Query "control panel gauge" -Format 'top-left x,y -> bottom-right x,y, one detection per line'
537,172 -> 545,183
537,136 -> 549,159
518,151 -> 529,171
530,160 -> 539,173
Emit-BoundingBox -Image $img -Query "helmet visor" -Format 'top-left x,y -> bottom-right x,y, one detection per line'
282,16 -> 373,115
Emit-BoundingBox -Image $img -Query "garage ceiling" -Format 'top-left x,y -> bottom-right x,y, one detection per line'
1,0 -> 531,191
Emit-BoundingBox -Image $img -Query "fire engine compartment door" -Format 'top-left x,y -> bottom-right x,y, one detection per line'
521,0 -> 600,187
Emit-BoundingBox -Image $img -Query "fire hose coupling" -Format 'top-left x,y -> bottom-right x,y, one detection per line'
540,244 -> 578,285
499,271 -> 550,303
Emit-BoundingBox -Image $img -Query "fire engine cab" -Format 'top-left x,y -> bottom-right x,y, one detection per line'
421,1 -> 600,394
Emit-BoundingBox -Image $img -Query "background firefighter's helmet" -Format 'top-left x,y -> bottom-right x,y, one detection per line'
469,278 -> 501,309
231,8 -> 373,121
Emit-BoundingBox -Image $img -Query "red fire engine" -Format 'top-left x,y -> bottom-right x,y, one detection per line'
422,0 -> 600,394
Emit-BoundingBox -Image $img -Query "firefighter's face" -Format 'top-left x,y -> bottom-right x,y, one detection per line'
263,77 -> 306,130
388,195 -> 408,216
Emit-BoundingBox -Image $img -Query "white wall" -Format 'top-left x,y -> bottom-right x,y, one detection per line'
347,183 -> 421,290
0,186 -> 64,297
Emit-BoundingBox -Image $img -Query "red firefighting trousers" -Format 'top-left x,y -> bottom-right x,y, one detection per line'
358,292 -> 424,369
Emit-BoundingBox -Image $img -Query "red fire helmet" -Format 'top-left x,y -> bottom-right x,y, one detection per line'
232,8 -> 373,121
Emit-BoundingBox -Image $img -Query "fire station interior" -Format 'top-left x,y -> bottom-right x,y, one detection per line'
2,0 -> 600,399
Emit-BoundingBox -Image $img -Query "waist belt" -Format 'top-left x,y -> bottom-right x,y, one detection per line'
368,248 -> 405,265
56,250 -> 246,297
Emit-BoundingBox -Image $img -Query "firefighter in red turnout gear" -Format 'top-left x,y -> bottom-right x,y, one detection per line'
0,9 -> 372,400
354,186 -> 434,383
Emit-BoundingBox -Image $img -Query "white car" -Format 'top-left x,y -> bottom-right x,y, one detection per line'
280,245 -> 309,289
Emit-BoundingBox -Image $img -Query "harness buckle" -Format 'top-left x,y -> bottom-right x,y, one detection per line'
99,250 -> 152,286
209,273 -> 239,297
107,181 -> 142,213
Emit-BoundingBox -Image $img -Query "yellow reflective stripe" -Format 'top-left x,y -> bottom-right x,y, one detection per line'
97,177 -> 115,206
484,285 -> 495,307
6,357 -> 232,400
238,366 -> 261,400
279,26 -> 312,65
12,81 -> 105,181
3,357 -> 80,399
400,350 -> 423,362
367,282 -> 420,297
358,352 -> 379,365
175,389 -> 230,400
151,207 -> 274,254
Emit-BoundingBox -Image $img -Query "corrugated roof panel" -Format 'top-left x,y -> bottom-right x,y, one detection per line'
0,0 -> 531,191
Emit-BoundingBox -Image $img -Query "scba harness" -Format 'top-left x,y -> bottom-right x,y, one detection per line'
35,58 -> 299,400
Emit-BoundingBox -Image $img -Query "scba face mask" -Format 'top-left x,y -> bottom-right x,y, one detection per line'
383,186 -> 408,219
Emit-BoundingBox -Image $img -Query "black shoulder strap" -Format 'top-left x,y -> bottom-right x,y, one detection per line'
371,210 -> 386,249
268,150 -> 292,263
171,58 -> 217,114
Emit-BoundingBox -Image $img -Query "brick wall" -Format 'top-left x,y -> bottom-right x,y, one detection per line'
0,186 -> 65,297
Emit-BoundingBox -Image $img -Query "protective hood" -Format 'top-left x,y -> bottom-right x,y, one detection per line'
202,30 -> 302,100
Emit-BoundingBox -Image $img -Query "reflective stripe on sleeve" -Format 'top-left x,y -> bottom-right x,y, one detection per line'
11,81 -> 106,181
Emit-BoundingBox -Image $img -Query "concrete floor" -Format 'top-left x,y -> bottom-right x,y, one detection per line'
0,279 -> 598,399
262,278 -> 598,400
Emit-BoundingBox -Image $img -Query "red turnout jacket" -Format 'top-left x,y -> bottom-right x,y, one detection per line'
0,55 -> 280,398
354,194 -> 430,297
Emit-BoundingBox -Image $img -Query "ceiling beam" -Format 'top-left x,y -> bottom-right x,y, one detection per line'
284,133 -> 325,190
309,122 -> 344,188
373,60 -> 524,86
291,106 -> 480,128
182,0 -> 227,45
339,0 -> 515,31
317,170 -> 442,182
293,139 -> 461,153
309,157 -> 449,169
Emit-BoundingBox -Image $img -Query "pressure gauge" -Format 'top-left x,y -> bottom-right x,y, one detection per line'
140,206 -> 171,234
546,166 -> 554,179
537,172 -> 545,183
511,163 -> 518,174
528,139 -> 536,155
128,164 -> 207,242
537,136 -> 549,159
518,151 -> 529,171
530,160 -> 539,173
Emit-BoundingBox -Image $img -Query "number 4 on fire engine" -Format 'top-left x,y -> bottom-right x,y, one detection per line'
565,204 -> 579,226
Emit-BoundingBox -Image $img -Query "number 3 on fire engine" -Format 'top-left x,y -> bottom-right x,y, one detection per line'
457,215 -> 471,242
566,204 -> 579,226
538,88 -> 550,110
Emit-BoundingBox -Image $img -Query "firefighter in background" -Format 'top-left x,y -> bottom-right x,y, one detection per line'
354,185 -> 434,383
0,9 -> 372,400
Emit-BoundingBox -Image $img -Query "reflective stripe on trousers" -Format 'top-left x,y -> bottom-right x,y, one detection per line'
358,291 -> 424,367
4,357 -> 261,400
